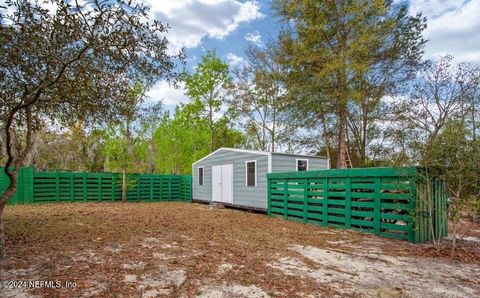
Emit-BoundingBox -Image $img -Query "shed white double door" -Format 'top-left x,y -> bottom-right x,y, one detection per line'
211,164 -> 233,204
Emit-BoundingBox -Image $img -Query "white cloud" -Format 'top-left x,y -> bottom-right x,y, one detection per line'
144,0 -> 264,53
225,53 -> 246,68
145,81 -> 190,106
409,0 -> 480,63
244,30 -> 263,46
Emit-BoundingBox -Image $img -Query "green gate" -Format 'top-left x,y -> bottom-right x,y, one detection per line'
267,167 -> 448,243
1,167 -> 192,204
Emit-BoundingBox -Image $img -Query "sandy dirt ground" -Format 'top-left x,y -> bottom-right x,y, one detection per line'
0,202 -> 479,297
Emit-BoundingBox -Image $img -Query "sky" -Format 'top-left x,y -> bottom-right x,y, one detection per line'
145,0 -> 480,110
144,0 -> 281,108
2,0 -> 479,108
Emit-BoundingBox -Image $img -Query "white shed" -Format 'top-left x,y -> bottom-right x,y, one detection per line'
192,148 -> 329,211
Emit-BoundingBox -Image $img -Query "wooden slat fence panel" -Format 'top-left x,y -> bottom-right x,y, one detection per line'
267,167 -> 448,243
0,167 -> 192,204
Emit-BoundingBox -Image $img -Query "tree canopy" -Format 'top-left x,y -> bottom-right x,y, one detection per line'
274,0 -> 426,167
0,0 -> 182,258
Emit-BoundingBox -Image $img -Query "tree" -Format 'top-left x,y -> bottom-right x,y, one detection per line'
152,102 -> 244,174
274,0 -> 426,168
103,83 -> 145,202
0,0 -> 180,259
183,50 -> 231,152
429,123 -> 480,248
393,56 -> 480,241
392,55 -> 480,164
32,123 -> 108,172
228,44 -> 286,152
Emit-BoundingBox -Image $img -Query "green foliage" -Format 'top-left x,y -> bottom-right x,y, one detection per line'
183,50 -> 232,152
428,122 -> 480,210
152,103 -> 244,174
228,43 -> 286,152
274,0 -> 426,167
34,124 -> 107,172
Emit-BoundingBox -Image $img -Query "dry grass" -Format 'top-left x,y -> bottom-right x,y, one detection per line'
1,202 -> 479,297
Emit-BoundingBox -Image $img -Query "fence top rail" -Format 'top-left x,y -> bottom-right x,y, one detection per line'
267,167 -> 419,179
0,167 -> 192,178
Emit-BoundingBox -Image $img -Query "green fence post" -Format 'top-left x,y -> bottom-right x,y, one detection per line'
283,179 -> 288,219
150,176 -> 154,200
409,175 -> 417,243
267,177 -> 272,216
303,178 -> 308,223
26,167 -> 34,204
28,167 -> 35,204
137,176 -> 141,201
188,176 -> 192,201
16,167 -> 24,204
345,177 -> 351,229
111,174 -> 115,201
70,174 -> 74,202
441,180 -> 448,238
373,177 -> 381,235
322,178 -> 328,227
168,177 -> 172,200
98,175 -> 102,201
159,176 -> 163,201
55,171 -> 60,202
83,172 -> 87,201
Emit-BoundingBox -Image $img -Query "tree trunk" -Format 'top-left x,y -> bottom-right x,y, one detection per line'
1,107 -> 30,260
0,170 -> 19,260
209,104 -> 214,153
320,114 -> 331,161
361,102 -> 368,166
0,208 -> 6,260
122,168 -> 127,203
452,217 -> 457,251
335,0 -> 347,169
271,106 -> 276,153
337,106 -> 347,169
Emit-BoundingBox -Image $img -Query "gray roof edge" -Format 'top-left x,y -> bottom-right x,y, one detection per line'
271,152 -> 329,159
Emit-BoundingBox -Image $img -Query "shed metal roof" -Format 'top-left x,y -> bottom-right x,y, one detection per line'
192,147 -> 328,166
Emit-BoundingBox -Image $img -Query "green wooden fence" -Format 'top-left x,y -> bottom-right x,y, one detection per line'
0,167 -> 192,204
267,167 -> 448,243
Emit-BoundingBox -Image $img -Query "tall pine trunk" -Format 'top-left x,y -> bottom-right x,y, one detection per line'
335,0 -> 347,169
320,114 -> 331,162
337,107 -> 347,169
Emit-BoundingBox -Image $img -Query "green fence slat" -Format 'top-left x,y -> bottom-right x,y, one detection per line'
322,178 -> 328,227
267,178 -> 272,216
98,176 -> 102,201
111,175 -> 115,200
266,166 -> 447,243
283,180 -> 288,219
345,177 -> 351,229
303,179 -> 308,223
83,172 -> 87,201
55,171 -> 60,202
1,167 -> 192,205
374,177 -> 381,234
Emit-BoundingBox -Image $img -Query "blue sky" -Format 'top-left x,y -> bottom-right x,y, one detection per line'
144,0 -> 480,108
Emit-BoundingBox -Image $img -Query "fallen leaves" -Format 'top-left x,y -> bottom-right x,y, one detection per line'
1,202 -> 478,297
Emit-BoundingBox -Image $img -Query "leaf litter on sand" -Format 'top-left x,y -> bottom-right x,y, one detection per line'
2,202 -> 479,297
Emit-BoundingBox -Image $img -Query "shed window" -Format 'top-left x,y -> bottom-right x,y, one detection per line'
296,159 -> 309,171
246,161 -> 256,187
198,167 -> 204,186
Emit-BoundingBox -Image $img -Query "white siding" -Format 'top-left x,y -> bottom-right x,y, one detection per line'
271,153 -> 329,172
192,149 -> 268,209
192,149 -> 329,210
